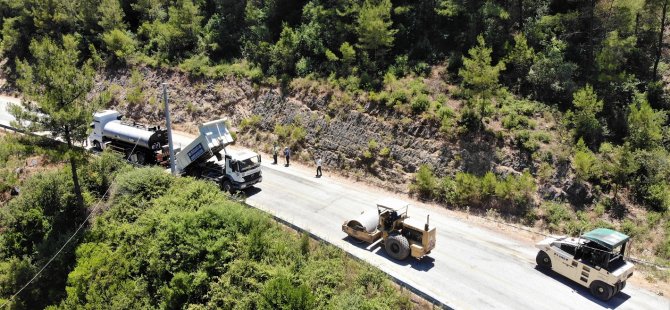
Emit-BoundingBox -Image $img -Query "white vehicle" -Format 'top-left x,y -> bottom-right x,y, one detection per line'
535,228 -> 634,301
174,120 -> 262,192
190,150 -> 262,192
89,110 -> 262,191
88,110 -> 169,165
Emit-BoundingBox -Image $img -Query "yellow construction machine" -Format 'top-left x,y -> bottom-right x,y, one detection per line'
342,198 -> 436,260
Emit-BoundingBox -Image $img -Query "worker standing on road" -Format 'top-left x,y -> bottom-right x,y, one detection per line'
315,156 -> 322,177
272,143 -> 278,165
284,146 -> 290,166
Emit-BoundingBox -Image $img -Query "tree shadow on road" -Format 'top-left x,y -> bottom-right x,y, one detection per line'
343,236 -> 436,272
534,266 -> 631,309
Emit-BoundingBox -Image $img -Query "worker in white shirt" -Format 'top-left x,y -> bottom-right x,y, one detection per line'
316,156 -> 322,177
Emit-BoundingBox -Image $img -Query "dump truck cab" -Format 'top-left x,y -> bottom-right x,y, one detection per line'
201,150 -> 262,192
535,228 -> 634,301
342,198 -> 436,260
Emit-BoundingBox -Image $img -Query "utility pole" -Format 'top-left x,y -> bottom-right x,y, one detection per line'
163,83 -> 176,175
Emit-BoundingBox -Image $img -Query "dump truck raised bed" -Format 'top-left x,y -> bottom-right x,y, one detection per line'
535,228 -> 635,301
342,198 -> 436,260
89,110 -> 261,191
175,118 -> 262,192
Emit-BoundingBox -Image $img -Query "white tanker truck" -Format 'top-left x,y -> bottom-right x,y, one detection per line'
88,110 -> 262,192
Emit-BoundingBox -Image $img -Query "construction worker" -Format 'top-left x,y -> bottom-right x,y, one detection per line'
284,146 -> 290,166
316,156 -> 322,177
272,143 -> 278,165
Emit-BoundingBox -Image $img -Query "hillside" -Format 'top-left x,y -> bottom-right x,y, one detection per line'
1,0 -> 669,305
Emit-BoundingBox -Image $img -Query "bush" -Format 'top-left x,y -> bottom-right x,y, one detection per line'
542,202 -> 573,232
259,276 -> 315,310
102,29 -> 137,62
274,123 -> 307,148
646,183 -> 670,212
411,94 -> 430,113
239,115 -> 262,132
572,139 -> 601,182
178,54 -> 212,77
80,151 -> 131,197
412,165 -> 437,198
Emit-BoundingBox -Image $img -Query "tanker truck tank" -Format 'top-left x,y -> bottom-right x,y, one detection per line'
89,110 -> 169,165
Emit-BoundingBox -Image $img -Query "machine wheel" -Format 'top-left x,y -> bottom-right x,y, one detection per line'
536,251 -> 552,269
385,234 -> 410,260
93,141 -> 101,151
589,281 -> 614,301
620,281 -> 626,290
135,152 -> 146,165
221,180 -> 232,193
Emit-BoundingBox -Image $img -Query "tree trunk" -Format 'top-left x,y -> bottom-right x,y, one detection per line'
653,0 -> 669,81
587,0 -> 596,81
517,0 -> 524,31
64,125 -> 84,208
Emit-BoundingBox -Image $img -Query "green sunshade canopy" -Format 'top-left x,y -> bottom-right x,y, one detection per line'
581,228 -> 630,250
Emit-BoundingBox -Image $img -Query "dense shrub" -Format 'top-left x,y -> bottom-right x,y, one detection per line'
51,168 -> 410,309
411,164 -> 437,198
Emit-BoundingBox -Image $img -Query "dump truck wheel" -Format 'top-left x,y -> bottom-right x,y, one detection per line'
620,281 -> 626,290
93,141 -> 101,151
590,281 -> 613,301
385,234 -> 410,260
536,251 -> 551,269
221,180 -> 232,193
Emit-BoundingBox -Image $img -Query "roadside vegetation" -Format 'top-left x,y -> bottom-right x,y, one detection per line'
0,147 -> 419,309
1,0 -> 669,280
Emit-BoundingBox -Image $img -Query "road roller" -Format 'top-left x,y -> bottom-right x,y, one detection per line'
342,198 -> 436,260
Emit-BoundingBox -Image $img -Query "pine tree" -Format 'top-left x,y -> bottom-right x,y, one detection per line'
11,35 -> 97,208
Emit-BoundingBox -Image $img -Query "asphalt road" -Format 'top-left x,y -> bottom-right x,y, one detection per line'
1,102 -> 667,309
242,162 -> 667,310
0,96 -> 18,126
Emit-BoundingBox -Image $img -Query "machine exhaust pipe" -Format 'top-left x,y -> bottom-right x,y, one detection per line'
425,215 -> 430,231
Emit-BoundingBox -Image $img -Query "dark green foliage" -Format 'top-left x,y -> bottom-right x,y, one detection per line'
259,276 -> 315,310
12,167 -> 408,309
627,92 -> 667,150
568,85 -> 604,149
412,164 -> 437,198
0,167 -> 89,309
427,170 -> 536,215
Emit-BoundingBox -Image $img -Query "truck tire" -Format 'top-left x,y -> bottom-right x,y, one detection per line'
93,141 -> 101,151
589,281 -> 614,301
221,180 -> 232,193
385,234 -> 410,260
536,251 -> 551,269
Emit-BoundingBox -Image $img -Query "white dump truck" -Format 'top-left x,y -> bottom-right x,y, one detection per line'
174,118 -> 262,192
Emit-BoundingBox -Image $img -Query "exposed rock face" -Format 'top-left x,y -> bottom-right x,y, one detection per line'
91,66 -> 568,194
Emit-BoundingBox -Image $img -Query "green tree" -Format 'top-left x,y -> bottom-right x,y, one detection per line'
140,0 -> 204,62
356,0 -> 397,69
11,35 -> 96,207
102,29 -> 137,63
98,0 -> 126,31
502,33 -> 535,92
458,35 -> 505,128
595,31 -> 636,83
459,35 -> 505,98
527,38 -> 577,105
570,85 -> 604,148
627,92 -> 667,150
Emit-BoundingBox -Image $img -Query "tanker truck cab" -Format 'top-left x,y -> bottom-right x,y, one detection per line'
89,110 -> 123,150
219,149 -> 262,192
